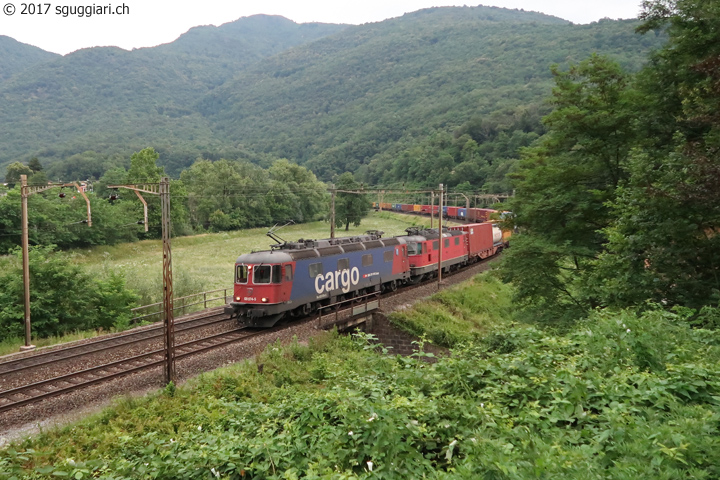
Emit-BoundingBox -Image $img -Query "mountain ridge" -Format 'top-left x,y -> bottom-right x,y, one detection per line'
0,7 -> 664,181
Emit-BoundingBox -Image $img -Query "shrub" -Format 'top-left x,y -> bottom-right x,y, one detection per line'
0,246 -> 138,339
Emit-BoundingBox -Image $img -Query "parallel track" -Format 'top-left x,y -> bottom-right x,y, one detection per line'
0,307 -> 230,377
0,327 -> 268,414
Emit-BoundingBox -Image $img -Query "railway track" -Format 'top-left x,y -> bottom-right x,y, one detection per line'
0,327 -> 268,414
0,307 -> 232,378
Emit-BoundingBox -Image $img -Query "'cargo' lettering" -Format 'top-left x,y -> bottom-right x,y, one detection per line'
314,267 -> 360,294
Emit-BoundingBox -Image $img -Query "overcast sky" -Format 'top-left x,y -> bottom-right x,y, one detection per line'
0,1 -> 644,55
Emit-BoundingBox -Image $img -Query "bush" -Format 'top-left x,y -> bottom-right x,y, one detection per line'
0,246 -> 138,339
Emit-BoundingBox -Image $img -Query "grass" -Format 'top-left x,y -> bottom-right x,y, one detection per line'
3,302 -> 720,478
389,272 -> 516,348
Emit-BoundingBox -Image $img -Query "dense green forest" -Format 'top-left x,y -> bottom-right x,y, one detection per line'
0,36 -> 59,83
0,8 -> 665,186
502,0 -> 720,318
0,15 -> 346,177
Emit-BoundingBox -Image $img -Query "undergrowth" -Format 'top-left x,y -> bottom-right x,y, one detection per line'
2,301 -> 720,479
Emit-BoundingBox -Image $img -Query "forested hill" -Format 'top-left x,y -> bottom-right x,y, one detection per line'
0,15 -> 346,176
202,7 -> 665,181
0,7 -> 665,181
0,36 -> 59,83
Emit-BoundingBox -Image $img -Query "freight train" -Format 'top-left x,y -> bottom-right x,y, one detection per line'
225,222 -> 508,327
373,202 -> 499,223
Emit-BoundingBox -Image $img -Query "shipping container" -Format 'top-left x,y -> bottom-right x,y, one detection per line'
449,223 -> 494,257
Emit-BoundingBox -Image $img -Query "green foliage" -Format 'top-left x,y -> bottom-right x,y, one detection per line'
333,172 -> 370,231
3,306 -> 720,479
206,10 -> 661,186
0,35 -> 59,83
592,0 -> 720,309
502,55 -> 637,316
4,161 -> 32,187
0,187 -> 147,255
360,110 -> 544,191
27,157 -> 43,173
0,10 -> 664,185
0,246 -> 138,339
181,158 -> 327,231
126,147 -> 163,183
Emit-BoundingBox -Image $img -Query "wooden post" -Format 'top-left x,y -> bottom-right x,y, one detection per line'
160,177 -> 175,384
438,183 -> 443,291
20,175 -> 35,351
330,184 -> 336,239
430,191 -> 434,229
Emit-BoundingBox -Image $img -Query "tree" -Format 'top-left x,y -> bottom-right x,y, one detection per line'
268,159 -> 327,222
593,0 -> 720,309
27,157 -> 43,173
333,172 -> 370,231
4,162 -> 33,187
127,148 -> 164,183
0,246 -> 138,339
501,55 -> 637,316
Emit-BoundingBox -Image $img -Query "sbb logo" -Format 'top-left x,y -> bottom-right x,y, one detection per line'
314,267 -> 360,294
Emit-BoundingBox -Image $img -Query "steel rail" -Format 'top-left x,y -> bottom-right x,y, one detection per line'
0,328 -> 268,414
0,308 -> 230,377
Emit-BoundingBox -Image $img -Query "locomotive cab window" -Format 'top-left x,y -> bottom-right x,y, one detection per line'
253,265 -> 272,284
362,254 -> 373,266
236,265 -> 248,284
444,238 -> 450,248
407,243 -> 419,255
309,263 -> 323,278
383,250 -> 393,263
433,241 -> 439,250
272,265 -> 282,284
455,237 -> 460,246
338,258 -> 349,271
284,265 -> 293,281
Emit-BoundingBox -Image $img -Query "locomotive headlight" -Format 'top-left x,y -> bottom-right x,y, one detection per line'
235,296 -> 241,301
261,298 -> 268,303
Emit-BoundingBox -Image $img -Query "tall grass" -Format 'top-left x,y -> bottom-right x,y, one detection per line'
390,272 -> 515,347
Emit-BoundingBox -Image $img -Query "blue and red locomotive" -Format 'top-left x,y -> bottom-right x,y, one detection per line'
226,224 -> 507,327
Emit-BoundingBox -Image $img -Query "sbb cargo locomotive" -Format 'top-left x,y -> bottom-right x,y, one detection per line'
226,223 -> 507,327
